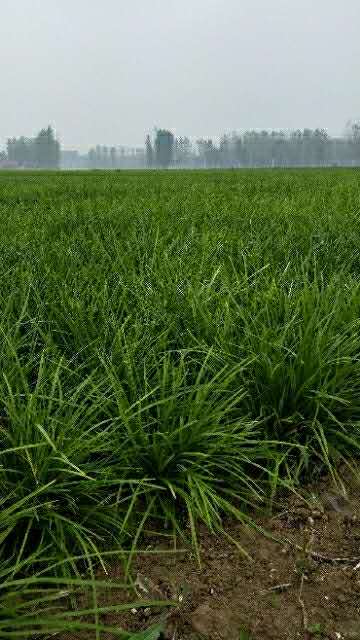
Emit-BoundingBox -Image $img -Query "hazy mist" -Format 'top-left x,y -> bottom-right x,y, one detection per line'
1,0 -> 359,150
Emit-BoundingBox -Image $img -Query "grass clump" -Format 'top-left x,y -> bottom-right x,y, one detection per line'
1,168 -> 360,634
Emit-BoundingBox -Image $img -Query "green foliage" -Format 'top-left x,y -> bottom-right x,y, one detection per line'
0,540 -> 169,638
307,622 -> 325,636
34,126 -> 60,168
6,126 -> 60,169
154,130 -> 174,168
0,168 -> 360,635
145,135 -> 154,168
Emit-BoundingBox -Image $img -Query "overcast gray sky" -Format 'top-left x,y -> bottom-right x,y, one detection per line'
1,0 -> 359,150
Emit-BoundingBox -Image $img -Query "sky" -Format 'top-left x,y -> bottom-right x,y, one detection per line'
1,0 -> 359,151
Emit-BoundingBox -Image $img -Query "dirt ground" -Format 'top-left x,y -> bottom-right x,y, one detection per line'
67,473 -> 360,640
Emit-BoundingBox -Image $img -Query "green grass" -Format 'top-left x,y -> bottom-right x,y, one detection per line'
0,552 -> 167,639
1,168 -> 360,635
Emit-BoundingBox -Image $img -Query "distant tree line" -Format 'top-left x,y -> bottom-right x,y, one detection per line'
86,145 -> 145,169
144,123 -> 360,169
5,126 -> 60,168
57,123 -> 360,170
2,121 -> 360,170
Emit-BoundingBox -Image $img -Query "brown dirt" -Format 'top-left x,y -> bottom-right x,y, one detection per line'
66,474 -> 360,640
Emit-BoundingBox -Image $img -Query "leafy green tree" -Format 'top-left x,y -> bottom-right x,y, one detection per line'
145,134 -> 154,168
88,148 -> 97,168
231,133 -> 243,167
219,134 -> 231,167
351,121 -> 360,163
102,146 -> 109,168
110,146 -> 117,168
95,145 -> 102,167
34,126 -> 60,168
175,136 -> 192,167
197,139 -> 218,167
6,138 -> 16,162
154,129 -> 174,168
6,136 -> 35,166
313,128 -> 328,165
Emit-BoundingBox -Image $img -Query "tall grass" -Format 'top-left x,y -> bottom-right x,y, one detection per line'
0,541 -> 169,638
1,168 -> 360,634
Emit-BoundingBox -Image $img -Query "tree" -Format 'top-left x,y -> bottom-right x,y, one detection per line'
289,130 -> 302,166
197,139 -> 218,168
351,121 -> 360,142
6,136 -> 36,166
110,146 -> 117,168
174,136 -> 192,167
145,134 -> 154,168
313,128 -> 329,165
230,133 -> 243,167
34,126 -> 60,168
219,134 -> 231,167
7,138 -> 16,163
102,146 -> 109,168
95,145 -> 102,167
88,148 -> 97,169
350,121 -> 360,164
154,129 -> 174,168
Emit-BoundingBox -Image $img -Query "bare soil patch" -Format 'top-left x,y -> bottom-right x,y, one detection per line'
66,474 -> 360,640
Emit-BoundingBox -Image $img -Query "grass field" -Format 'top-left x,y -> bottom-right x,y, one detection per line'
1,168 -> 360,637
